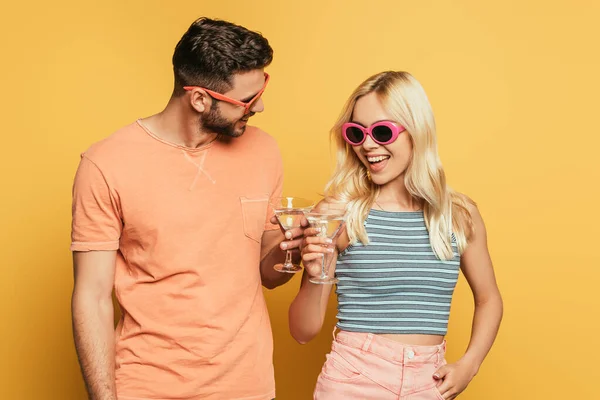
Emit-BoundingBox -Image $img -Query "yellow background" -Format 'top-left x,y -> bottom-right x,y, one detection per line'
1,0 -> 598,399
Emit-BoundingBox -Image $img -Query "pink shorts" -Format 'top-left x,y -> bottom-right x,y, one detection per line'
314,330 -> 447,399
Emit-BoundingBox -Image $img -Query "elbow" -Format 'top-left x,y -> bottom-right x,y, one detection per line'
492,289 -> 504,311
292,332 -> 307,345
497,293 -> 504,319
71,287 -> 114,321
475,290 -> 504,317
290,329 -> 317,345
71,287 -> 88,315
261,272 -> 290,290
262,281 -> 277,290
262,277 -> 288,290
289,311 -> 321,345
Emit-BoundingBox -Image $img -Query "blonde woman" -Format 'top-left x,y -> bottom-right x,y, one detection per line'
289,71 -> 503,399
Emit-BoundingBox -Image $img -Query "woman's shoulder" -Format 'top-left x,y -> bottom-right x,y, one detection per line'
451,191 -> 478,214
450,191 -> 484,242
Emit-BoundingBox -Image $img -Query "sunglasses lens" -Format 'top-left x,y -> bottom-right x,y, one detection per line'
372,125 -> 394,143
346,127 -> 365,144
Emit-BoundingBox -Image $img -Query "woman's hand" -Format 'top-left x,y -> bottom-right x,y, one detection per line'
433,358 -> 479,399
300,226 -> 334,278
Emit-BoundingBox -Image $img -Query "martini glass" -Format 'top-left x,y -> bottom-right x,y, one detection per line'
305,209 -> 347,284
272,197 -> 314,273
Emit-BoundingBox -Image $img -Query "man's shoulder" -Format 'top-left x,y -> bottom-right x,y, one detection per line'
81,121 -> 142,164
242,125 -> 278,146
232,125 -> 281,158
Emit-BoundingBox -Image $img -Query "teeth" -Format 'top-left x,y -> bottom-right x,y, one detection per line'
367,156 -> 389,163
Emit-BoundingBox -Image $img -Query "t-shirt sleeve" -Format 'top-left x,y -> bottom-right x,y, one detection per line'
264,146 -> 284,231
70,155 -> 122,251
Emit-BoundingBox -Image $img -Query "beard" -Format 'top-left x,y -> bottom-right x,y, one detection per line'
201,104 -> 253,139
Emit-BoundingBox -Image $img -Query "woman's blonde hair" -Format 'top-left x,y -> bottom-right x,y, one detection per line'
325,71 -> 474,260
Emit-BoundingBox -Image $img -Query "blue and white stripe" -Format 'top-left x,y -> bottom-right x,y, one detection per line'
336,209 -> 460,336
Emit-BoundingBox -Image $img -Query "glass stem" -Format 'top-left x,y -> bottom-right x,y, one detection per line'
284,248 -> 293,267
321,247 -> 333,279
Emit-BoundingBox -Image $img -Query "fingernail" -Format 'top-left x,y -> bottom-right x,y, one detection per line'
433,374 -> 440,379
281,243 -> 287,250
326,238 -> 332,243
328,248 -> 334,253
285,231 -> 292,239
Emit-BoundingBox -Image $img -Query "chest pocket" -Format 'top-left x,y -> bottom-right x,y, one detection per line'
240,195 -> 269,243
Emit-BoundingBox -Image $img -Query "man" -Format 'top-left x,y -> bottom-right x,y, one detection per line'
71,17 -> 302,400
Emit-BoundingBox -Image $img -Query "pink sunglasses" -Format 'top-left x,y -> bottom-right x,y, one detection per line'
342,121 -> 406,146
183,72 -> 270,114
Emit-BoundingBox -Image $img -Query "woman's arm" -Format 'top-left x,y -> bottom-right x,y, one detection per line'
434,203 -> 503,399
288,248 -> 337,344
288,200 -> 349,344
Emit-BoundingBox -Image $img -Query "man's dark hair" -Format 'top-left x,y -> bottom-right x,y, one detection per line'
172,17 -> 273,96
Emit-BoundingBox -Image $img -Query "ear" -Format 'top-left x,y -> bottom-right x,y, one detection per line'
187,89 -> 212,113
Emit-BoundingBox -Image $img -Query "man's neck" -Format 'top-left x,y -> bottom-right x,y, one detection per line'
142,98 -> 217,149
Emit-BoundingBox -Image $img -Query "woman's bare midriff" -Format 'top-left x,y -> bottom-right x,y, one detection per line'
379,333 -> 445,346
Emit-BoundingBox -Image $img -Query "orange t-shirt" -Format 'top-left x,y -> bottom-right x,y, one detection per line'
71,120 -> 283,400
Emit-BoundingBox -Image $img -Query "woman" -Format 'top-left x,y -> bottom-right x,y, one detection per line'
289,71 -> 503,399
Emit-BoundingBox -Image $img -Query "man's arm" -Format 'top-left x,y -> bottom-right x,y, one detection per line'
71,250 -> 117,400
259,229 -> 294,289
259,216 -> 308,289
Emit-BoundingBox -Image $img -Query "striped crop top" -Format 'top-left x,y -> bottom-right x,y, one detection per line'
335,209 -> 460,336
